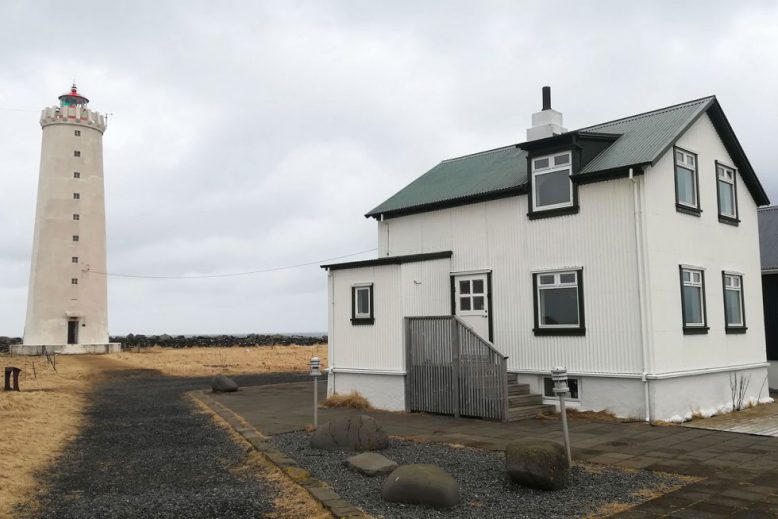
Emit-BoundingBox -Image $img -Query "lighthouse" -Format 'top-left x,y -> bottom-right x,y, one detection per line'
15,86 -> 120,354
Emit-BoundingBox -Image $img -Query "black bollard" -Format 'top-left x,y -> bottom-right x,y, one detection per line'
4,367 -> 22,391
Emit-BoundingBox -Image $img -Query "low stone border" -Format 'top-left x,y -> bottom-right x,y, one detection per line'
191,391 -> 366,519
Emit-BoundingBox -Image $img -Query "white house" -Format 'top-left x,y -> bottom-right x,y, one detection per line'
322,88 -> 771,422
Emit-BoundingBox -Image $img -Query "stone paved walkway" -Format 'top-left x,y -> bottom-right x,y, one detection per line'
683,399 -> 778,437
208,381 -> 778,518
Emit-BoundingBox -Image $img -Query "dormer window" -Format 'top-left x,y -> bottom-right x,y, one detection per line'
531,151 -> 573,211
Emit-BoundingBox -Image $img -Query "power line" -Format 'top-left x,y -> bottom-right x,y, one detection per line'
85,248 -> 377,280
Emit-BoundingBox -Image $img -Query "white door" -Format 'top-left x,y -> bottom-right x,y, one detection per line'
454,274 -> 490,340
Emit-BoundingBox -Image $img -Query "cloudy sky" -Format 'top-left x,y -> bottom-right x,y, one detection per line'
2,1 -> 777,336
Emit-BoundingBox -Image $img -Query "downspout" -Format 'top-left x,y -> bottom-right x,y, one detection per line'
630,168 -> 652,423
328,270 -> 336,395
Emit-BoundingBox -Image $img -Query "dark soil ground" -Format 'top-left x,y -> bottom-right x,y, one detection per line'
15,366 -> 308,519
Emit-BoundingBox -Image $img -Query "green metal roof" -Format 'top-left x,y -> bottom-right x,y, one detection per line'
367,95 -> 767,218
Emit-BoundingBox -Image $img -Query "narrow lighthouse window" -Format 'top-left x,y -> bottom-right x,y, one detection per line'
74,130 -> 81,136
73,171 -> 80,178
73,193 -> 80,199
74,150 -> 81,157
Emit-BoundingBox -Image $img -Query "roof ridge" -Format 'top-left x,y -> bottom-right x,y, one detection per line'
578,95 -> 716,131
442,143 -> 519,164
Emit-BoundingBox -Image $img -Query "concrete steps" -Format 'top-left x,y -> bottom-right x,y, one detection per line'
505,382 -> 555,422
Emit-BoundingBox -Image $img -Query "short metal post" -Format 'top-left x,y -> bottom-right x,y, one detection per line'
310,357 -> 321,430
552,366 -> 572,466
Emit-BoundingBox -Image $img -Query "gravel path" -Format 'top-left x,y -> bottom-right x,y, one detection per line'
17,368 -> 308,519
273,431 -> 687,519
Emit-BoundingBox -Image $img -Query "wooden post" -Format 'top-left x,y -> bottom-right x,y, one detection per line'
452,319 -> 460,419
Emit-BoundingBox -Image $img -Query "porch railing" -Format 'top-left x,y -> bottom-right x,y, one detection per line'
405,316 -> 508,421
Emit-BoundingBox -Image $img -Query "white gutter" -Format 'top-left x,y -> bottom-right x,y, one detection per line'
327,270 -> 336,394
630,168 -> 652,423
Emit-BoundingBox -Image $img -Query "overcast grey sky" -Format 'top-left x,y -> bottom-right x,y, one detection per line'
2,1 -> 777,336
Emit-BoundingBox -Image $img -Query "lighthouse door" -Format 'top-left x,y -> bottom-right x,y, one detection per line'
67,320 -> 79,344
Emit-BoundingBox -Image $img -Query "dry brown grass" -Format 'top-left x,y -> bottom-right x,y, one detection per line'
111,344 -> 328,377
190,396 -> 332,519
321,390 -> 372,410
0,354 -> 112,518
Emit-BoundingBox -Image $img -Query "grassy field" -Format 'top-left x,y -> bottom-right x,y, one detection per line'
0,345 -> 328,518
111,344 -> 328,376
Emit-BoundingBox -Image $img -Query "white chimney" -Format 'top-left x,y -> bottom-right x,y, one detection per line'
526,86 -> 566,141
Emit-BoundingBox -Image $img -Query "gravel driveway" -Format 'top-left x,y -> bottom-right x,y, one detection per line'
16,368 -> 308,519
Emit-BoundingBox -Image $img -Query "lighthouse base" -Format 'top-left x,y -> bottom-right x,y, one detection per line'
11,343 -> 122,355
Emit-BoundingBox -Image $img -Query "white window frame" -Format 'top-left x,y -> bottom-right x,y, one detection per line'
531,151 -> 573,211
723,273 -> 745,328
536,270 -> 580,329
675,148 -> 698,209
455,275 -> 488,316
717,164 -> 737,219
681,267 -> 706,328
352,283 -> 373,320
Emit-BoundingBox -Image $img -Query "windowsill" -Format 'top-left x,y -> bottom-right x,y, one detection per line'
528,205 -> 579,221
533,327 -> 585,336
350,318 -> 374,326
725,326 -> 748,334
683,326 -> 709,335
676,204 -> 702,216
718,215 -> 740,226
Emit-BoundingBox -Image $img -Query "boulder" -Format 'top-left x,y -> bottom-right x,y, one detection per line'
343,452 -> 398,476
505,438 -> 569,490
382,464 -> 459,508
211,374 -> 239,392
310,415 -> 388,451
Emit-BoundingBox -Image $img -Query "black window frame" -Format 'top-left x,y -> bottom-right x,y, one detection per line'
532,268 -> 586,336
350,284 -> 374,325
715,161 -> 740,226
74,150 -> 81,157
72,235 -> 79,242
71,278 -> 78,285
73,171 -> 80,179
722,272 -> 747,333
73,214 -> 80,221
73,192 -> 80,200
679,266 -> 709,334
674,147 -> 701,216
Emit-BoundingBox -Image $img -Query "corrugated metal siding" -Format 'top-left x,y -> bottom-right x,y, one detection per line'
385,179 -> 644,375
331,265 -> 403,371
400,259 -> 451,317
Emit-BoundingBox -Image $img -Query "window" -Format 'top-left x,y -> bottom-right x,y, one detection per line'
543,377 -> 580,400
74,150 -> 81,157
717,163 -> 738,224
73,193 -> 80,199
72,235 -> 79,242
71,278 -> 78,285
680,267 -> 708,333
458,278 -> 486,312
73,172 -> 80,179
351,284 -> 374,325
532,152 -> 573,211
72,257 -> 78,263
73,214 -> 80,221
533,269 -> 585,335
74,130 -> 81,136
674,148 -> 700,214
723,273 -> 746,332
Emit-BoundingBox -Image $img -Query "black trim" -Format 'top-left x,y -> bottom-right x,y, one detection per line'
722,271 -> 747,333
715,160 -> 739,226
366,185 -> 527,220
323,251 -> 452,270
449,275 -> 456,316
532,268 -> 586,337
486,272 -> 494,342
350,284 -> 374,326
676,203 -> 702,217
673,147 -> 701,215
572,165 -> 645,185
528,205 -> 579,220
679,265 -> 708,332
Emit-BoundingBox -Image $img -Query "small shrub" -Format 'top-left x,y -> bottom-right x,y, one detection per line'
321,390 -> 372,410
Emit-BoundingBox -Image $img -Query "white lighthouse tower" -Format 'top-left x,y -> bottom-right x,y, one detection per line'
14,85 -> 120,354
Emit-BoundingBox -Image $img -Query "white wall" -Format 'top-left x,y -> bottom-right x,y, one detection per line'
641,112 -> 767,374
379,178 -> 645,376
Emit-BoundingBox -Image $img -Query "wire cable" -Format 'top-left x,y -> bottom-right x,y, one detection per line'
85,248 -> 377,279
